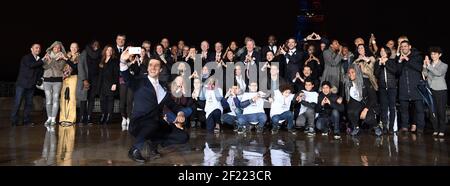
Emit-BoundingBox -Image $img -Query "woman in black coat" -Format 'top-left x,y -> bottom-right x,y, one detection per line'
97,45 -> 119,125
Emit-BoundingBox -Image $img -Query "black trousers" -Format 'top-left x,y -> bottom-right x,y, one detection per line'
87,78 -> 99,116
347,98 -> 377,129
130,113 -> 189,150
119,84 -> 134,118
100,95 -> 114,114
379,88 -> 397,130
400,100 -> 425,130
431,90 -> 447,133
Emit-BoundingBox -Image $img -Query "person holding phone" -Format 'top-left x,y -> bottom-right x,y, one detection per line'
120,54 -> 190,162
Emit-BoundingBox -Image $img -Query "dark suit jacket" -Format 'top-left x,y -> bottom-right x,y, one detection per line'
261,45 -> 278,61
239,50 -> 261,84
280,48 -> 303,82
121,69 -> 183,122
16,53 -> 44,89
115,46 -> 126,57
199,51 -> 215,66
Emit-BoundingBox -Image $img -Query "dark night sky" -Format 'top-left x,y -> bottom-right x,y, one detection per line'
1,0 -> 448,81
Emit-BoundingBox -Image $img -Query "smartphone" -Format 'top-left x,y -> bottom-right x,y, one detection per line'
129,47 -> 142,55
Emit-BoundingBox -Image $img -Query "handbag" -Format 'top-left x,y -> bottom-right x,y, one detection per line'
36,77 -> 44,90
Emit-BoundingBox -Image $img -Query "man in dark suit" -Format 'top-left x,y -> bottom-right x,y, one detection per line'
199,40 -> 215,66
279,38 -> 303,83
11,43 -> 44,126
114,34 -> 126,56
212,42 -> 224,62
239,39 -> 262,85
261,35 -> 278,61
120,50 -> 190,162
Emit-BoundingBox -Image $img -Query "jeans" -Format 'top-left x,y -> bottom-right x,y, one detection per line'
43,82 -> 62,118
272,111 -> 294,129
11,86 -> 35,124
222,113 -> 237,126
165,107 -> 193,124
295,108 -> 315,129
238,113 -> 267,128
206,109 -> 222,132
379,88 -> 397,130
316,109 -> 340,133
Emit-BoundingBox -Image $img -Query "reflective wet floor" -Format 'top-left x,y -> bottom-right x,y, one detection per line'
1,115 -> 449,166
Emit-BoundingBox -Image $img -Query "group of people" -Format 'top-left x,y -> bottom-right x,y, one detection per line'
11,33 -> 447,162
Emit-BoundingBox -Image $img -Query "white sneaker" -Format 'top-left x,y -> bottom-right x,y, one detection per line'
121,117 -> 127,127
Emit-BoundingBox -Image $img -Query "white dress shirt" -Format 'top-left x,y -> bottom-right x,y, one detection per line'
148,76 -> 166,104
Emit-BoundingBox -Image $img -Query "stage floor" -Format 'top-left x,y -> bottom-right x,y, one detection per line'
0,117 -> 449,166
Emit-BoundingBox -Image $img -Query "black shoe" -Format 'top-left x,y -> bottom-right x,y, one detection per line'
128,147 -> 146,163
256,126 -> 264,134
87,115 -> 93,125
104,114 -> 111,125
288,129 -> 297,135
24,122 -> 36,127
147,142 -> 161,160
383,127 -> 388,135
78,116 -> 87,125
99,114 -> 106,125
416,129 -> 424,135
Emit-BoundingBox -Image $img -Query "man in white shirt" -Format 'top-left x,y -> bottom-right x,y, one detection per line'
295,79 -> 318,136
236,82 -> 267,134
222,85 -> 243,131
269,84 -> 295,134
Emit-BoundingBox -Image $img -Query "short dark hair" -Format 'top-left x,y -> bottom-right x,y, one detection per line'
429,46 -> 442,54
30,43 -> 40,48
305,77 -> 315,85
287,37 -> 297,43
400,40 -> 410,46
279,84 -> 293,93
116,34 -> 126,39
380,46 -> 392,58
321,81 -> 332,88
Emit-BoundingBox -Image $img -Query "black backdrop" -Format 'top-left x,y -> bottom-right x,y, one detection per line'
1,0 -> 448,82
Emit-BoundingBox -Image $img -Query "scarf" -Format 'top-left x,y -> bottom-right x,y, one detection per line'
343,64 -> 364,102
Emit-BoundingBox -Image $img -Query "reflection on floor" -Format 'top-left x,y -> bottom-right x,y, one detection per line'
1,122 -> 449,166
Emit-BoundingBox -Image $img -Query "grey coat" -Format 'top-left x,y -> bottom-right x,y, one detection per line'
321,48 -> 343,90
424,61 -> 448,91
77,50 -> 89,101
